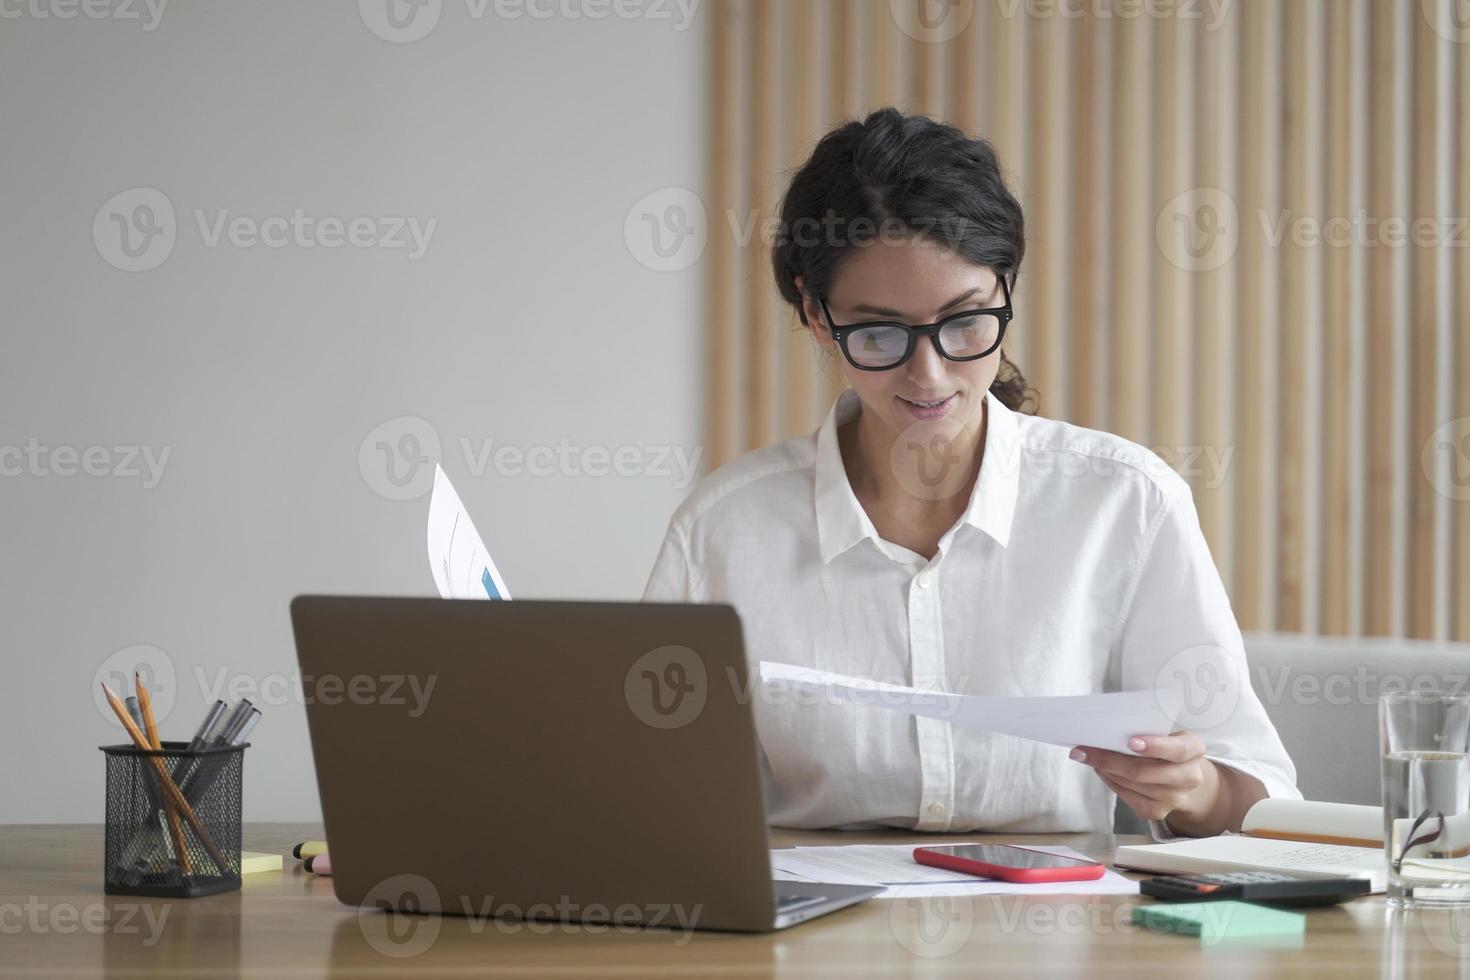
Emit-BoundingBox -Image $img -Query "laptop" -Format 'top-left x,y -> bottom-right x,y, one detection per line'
290,595 -> 881,932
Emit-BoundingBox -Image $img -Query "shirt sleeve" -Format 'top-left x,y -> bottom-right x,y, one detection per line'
641,520 -> 702,603
1110,480 -> 1302,809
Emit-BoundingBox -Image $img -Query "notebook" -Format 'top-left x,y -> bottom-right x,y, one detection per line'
1113,799 -> 1387,892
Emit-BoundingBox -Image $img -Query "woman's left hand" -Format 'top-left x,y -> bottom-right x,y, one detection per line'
1070,732 -> 1218,827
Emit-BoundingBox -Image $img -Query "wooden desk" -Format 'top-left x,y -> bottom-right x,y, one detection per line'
2,824 -> 1463,978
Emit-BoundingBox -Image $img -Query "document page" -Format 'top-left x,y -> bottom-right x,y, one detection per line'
769,844 -> 1139,898
426,464 -> 511,600
758,661 -> 1176,755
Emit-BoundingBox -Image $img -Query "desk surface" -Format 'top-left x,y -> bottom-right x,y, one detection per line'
2,823 -> 1464,978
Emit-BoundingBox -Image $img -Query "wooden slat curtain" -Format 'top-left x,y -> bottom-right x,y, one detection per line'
704,0 -> 1470,642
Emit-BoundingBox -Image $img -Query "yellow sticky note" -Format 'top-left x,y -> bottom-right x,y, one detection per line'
240,851 -> 284,874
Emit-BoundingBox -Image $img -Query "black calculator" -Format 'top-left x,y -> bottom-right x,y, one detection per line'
1140,871 -> 1372,906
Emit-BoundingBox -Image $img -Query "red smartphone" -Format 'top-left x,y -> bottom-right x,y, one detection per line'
913,844 -> 1106,883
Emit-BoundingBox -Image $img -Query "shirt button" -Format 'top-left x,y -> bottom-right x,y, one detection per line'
928,802 -> 946,816
916,571 -> 933,589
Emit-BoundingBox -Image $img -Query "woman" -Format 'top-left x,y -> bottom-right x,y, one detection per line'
643,108 -> 1298,837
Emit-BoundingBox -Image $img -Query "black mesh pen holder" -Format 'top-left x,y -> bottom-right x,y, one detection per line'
101,740 -> 247,898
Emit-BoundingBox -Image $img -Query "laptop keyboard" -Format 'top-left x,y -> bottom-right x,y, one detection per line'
776,894 -> 827,913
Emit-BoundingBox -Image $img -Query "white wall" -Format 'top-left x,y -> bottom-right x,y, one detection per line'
0,1 -> 707,822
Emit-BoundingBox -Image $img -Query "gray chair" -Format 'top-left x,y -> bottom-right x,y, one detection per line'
1244,632 -> 1470,805
1114,632 -> 1470,834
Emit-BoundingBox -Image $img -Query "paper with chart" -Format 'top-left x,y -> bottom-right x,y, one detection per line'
427,464 -> 511,599
758,661 -> 1176,756
769,843 -> 1138,898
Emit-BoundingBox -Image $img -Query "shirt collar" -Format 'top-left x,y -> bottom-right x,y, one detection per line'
961,389 -> 1019,549
813,388 -> 1020,565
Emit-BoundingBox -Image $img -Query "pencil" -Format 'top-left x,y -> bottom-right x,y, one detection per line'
101,683 -> 231,873
134,673 -> 192,876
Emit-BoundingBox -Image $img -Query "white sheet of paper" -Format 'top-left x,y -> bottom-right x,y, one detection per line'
758,661 -> 1176,756
769,844 -> 1138,898
426,464 -> 511,600
771,868 -> 819,883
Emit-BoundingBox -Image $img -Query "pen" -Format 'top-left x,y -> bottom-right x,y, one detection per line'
171,699 -> 228,786
231,709 -> 262,745
184,699 -> 227,753
183,707 -> 262,806
178,699 -> 254,798
124,696 -> 146,732
213,699 -> 255,746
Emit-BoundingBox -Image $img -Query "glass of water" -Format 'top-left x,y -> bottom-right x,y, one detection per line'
1381,690 -> 1470,908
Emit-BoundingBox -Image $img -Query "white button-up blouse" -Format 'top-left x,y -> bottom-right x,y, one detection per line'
642,388 -> 1300,832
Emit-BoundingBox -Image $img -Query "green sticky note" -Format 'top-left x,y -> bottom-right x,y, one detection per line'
1132,901 -> 1306,943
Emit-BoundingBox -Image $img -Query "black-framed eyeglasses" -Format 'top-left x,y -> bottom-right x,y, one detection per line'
819,277 -> 1013,371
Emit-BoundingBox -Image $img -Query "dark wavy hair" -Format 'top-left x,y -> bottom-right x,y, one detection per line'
770,107 -> 1037,414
